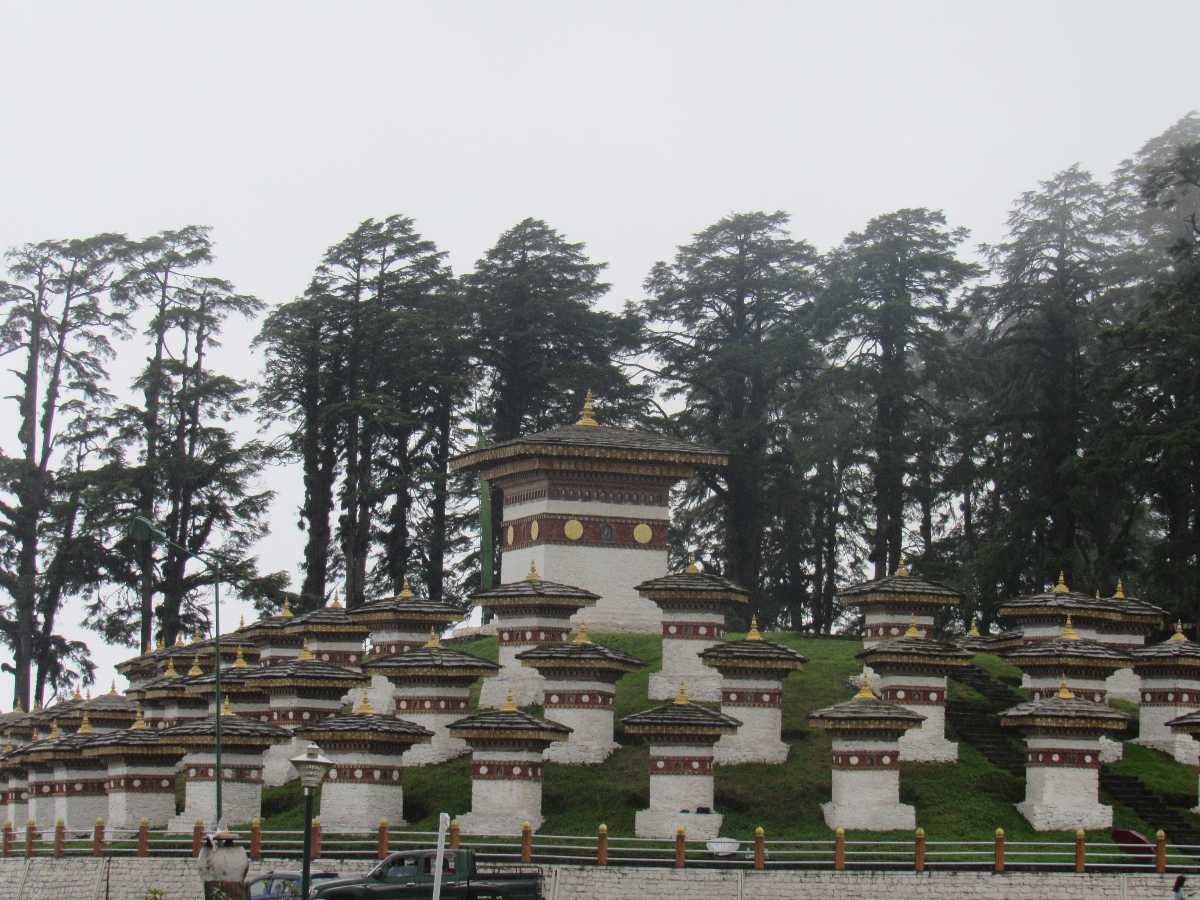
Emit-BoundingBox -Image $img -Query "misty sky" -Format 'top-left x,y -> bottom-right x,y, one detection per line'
3,1 -> 1198,696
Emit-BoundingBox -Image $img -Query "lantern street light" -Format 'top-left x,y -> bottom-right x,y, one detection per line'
291,741 -> 335,898
128,515 -> 228,823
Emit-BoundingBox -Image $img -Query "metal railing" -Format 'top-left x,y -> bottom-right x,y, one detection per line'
2,819 -> 1197,874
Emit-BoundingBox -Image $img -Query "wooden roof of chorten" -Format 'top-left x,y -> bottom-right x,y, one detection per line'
1004,618 -> 1131,673
470,562 -> 600,609
1167,707 -> 1200,735
699,616 -> 807,672
1129,621 -> 1200,670
447,691 -> 572,746
857,618 -> 974,670
80,711 -> 187,759
298,695 -> 434,746
276,593 -> 369,639
515,625 -> 645,674
836,559 -> 962,609
160,700 -> 291,747
449,391 -> 728,475
239,642 -> 368,689
808,672 -> 926,734
1000,676 -> 1129,734
348,577 -> 467,628
997,573 -> 1165,629
363,629 -> 499,679
621,684 -> 742,736
635,554 -> 751,608
8,715 -> 102,765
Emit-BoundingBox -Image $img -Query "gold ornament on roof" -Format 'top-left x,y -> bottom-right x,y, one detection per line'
574,624 -> 591,644
424,627 -> 441,649
686,552 -> 699,575
192,624 -> 201,644
1171,620 -> 1187,643
1053,571 -> 1069,594
356,693 -> 374,715
399,577 -> 414,600
854,670 -> 876,701
2,741 -> 11,754
747,616 -> 762,641
501,690 -> 517,712
577,389 -> 599,427
13,701 -> 23,714
1056,674 -> 1074,700
904,615 -> 922,638
188,655 -> 203,677
1061,615 -> 1079,641
1114,579 -> 1126,600
78,712 -> 93,734
239,614 -> 246,629
895,558 -> 910,577
156,637 -> 165,652
329,590 -> 342,609
49,721 -> 61,738
674,683 -> 690,705
233,646 -> 248,669
132,707 -> 146,730
86,688 -> 92,700
164,657 -> 179,678
175,635 -> 184,647
281,597 -> 294,619
221,697 -> 235,717
967,621 -> 981,638
34,700 -> 42,712
297,640 -> 315,661
73,686 -> 82,701
109,681 -> 118,695
525,561 -> 542,583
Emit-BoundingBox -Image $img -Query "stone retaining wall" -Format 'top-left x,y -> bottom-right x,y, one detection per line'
0,858 -> 1183,899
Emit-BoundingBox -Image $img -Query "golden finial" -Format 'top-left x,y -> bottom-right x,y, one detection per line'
164,657 -> 179,678
1114,578 -> 1126,600
239,614 -> 245,629
192,624 -> 201,644
904,614 -> 922,638
1094,590 -> 1100,599
895,558 -> 909,577
399,577 -> 414,600
356,692 -> 374,715
967,620 -> 981,638
2,741 -> 11,754
424,627 -> 441,649
1171,620 -> 1187,643
854,670 -> 876,701
297,639 -> 315,661
78,712 -> 92,734
233,646 -> 248,669
577,389 -> 598,426
1061,615 -> 1079,641
1053,571 -> 1069,594
221,696 -> 235,717
1056,673 -> 1074,700
49,721 -> 62,738
14,701 -> 23,714
155,637 -> 165,652
674,682 -> 690,705
329,590 -> 342,609
73,686 -> 82,701
501,690 -> 517,712
174,635 -> 184,647
109,680 -> 117,695
33,700 -> 42,712
187,654 -> 203,677
132,707 -> 146,730
686,552 -> 699,575
525,561 -> 542,582
574,624 -> 591,644
281,597 -> 294,619
747,616 -> 762,641
86,688 -> 92,700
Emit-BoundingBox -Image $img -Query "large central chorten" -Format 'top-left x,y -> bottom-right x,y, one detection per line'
451,391 -> 728,633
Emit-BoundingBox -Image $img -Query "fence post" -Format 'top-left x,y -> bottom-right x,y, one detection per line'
1156,830 -> 1167,873
994,828 -> 1005,874
92,819 -> 105,857
674,826 -> 686,869
597,824 -> 608,866
1074,829 -> 1085,873
137,819 -> 149,857
377,819 -> 390,859
192,819 -> 204,857
249,817 -> 262,861
449,818 -> 460,849
520,820 -> 532,863
2,822 -> 11,857
53,819 -> 64,857
754,826 -> 765,871
311,817 -> 322,860
25,821 -> 35,857
914,827 -> 925,873
834,827 -> 845,871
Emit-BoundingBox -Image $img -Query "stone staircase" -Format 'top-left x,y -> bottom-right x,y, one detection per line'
1099,772 -> 1200,845
946,664 -> 1026,775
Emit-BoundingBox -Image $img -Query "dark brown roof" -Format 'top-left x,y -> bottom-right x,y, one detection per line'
363,646 -> 499,677
955,629 -> 1025,653
470,575 -> 600,606
621,699 -> 741,733
8,727 -> 101,763
81,725 -> 187,757
447,707 -> 572,745
635,572 -> 751,596
1000,694 -> 1129,730
998,591 -> 1165,625
837,572 -> 962,606
349,596 -> 467,624
1167,709 -> 1200,733
298,712 -> 434,742
857,635 -> 974,666
160,714 -> 291,744
240,659 -> 368,687
515,640 -> 645,672
1005,637 -> 1131,669
278,605 -> 370,634
1129,636 -> 1200,665
450,423 -> 727,473
700,637 -> 808,670
809,695 -> 926,729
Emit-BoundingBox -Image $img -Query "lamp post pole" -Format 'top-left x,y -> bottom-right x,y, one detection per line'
290,742 -> 335,899
129,516 -> 226,823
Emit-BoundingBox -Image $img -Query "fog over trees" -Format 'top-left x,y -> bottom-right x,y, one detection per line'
2,114 -> 1198,708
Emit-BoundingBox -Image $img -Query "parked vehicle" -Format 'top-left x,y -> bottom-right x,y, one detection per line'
311,848 -> 543,899
248,870 -> 340,898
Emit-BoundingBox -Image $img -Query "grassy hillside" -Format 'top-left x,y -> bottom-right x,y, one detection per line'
260,631 -> 1200,841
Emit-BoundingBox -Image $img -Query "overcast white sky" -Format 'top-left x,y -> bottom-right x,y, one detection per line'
2,1 -> 1198,698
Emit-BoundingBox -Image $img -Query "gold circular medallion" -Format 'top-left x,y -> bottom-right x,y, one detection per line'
530,520 -> 539,541
505,525 -> 514,546
563,519 -> 584,541
633,523 -> 653,544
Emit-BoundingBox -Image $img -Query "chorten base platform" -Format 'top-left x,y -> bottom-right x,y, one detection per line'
898,730 -> 958,763
1105,668 -> 1142,705
634,809 -> 722,841
1098,737 -> 1124,763
570,595 -> 663,635
263,736 -> 306,786
544,739 -> 617,765
1135,735 -> 1200,766
713,735 -> 788,765
648,672 -> 721,703
479,669 -> 544,709
344,676 -> 397,716
457,811 -> 541,836
403,732 -> 471,767
1017,798 -> 1112,832
821,800 -> 915,831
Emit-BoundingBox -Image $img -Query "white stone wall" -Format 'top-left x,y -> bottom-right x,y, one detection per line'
392,683 -> 473,766
649,610 -> 727,701
713,674 -> 784,764
825,736 -> 913,830
1018,735 -> 1111,831
862,611 -> 934,650
1105,666 -> 1142,704
878,673 -> 956,763
636,741 -> 719,839
170,749 -> 265,829
24,770 -> 52,828
104,761 -> 177,829
5,777 -> 27,828
263,734 -> 307,787
52,762 -> 109,832
319,750 -> 406,831
458,748 -> 545,834
541,693 -> 617,765
1135,673 -> 1200,764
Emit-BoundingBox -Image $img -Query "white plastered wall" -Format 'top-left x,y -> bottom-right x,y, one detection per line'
104,761 -> 177,828
649,610 -> 727,701
169,749 -> 265,830
1017,735 -> 1111,832
823,736 -> 914,831
1134,674 -> 1200,765
457,748 -> 545,835
318,750 -> 406,831
714,675 -> 785,765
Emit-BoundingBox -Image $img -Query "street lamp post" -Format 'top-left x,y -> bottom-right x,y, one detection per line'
290,742 -> 335,898
128,515 -> 227,824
